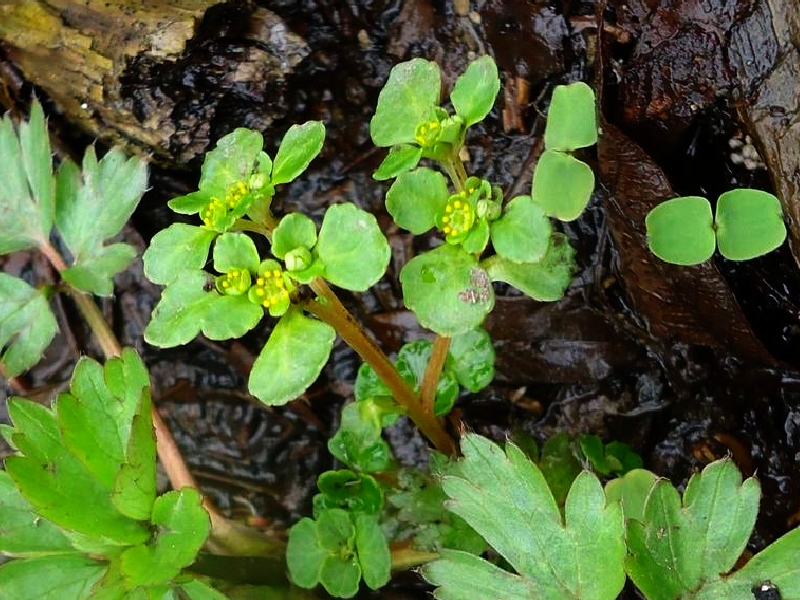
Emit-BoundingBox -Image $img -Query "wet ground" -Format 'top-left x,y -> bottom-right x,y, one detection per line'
3,0 -> 800,596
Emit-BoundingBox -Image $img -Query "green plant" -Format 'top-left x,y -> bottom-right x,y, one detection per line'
423,434 -> 800,600
645,190 -> 787,265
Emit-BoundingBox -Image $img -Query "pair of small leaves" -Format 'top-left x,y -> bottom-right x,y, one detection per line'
314,470 -> 383,515
423,434 -> 626,600
287,509 -> 391,598
608,461 -> 800,600
328,400 -> 395,473
532,82 -> 598,222
0,350 -> 212,598
646,190 -> 787,265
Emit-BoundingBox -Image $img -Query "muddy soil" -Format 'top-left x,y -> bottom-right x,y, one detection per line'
2,0 -> 800,597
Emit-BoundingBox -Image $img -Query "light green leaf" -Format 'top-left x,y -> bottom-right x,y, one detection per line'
248,307 -> 336,405
373,144 -> 422,180
385,168 -> 449,234
121,488 -> 210,587
316,203 -> 390,291
0,272 -> 58,377
0,471 -> 74,556
396,340 -> 459,416
354,514 -> 391,590
179,580 -> 231,600
490,195 -> 551,263
0,100 -> 54,254
450,55 -> 500,128
604,469 -> 658,523
143,223 -> 218,286
483,232 -> 575,301
400,245 -> 493,336
287,518 -> 328,589
424,434 -> 625,600
319,555 -> 360,599
645,196 -> 716,266
212,232 -> 260,274
55,147 -> 147,266
715,189 -> 786,260
0,555 -> 105,600
425,549 -> 532,600
144,271 -> 264,347
271,213 -> 318,259
271,121 -> 326,185
61,243 -> 138,296
4,397 -> 149,546
544,82 -> 598,151
447,327 -> 494,392
370,59 -> 441,147
198,129 -> 263,198
531,150 -> 595,221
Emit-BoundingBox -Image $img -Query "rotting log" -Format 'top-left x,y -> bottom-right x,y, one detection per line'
0,1 -> 308,165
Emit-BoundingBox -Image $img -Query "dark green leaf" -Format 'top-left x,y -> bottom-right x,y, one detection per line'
0,273 -> 57,377
316,470 -> 383,514
645,196 -> 716,265
531,150 -> 594,221
212,232 -> 260,274
271,122 -> 325,185
539,433 -> 583,506
373,145 -> 423,181
271,213 -> 318,259
483,232 -> 575,301
248,308 -> 336,405
450,55 -> 500,127
715,189 -> 786,260
328,402 -> 394,473
179,580 -> 231,600
544,82 -> 598,151
316,203 -> 390,291
370,59 -> 441,147
490,196 -> 551,264
143,224 -> 217,286
144,271 -> 264,347
0,101 -> 54,254
447,328 -> 495,392
396,340 -> 459,416
604,469 -> 658,523
0,555 -> 105,600
354,363 -> 392,402
385,168 -> 449,234
401,245 -> 493,336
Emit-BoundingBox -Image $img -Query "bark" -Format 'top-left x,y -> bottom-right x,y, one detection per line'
0,0 -> 308,164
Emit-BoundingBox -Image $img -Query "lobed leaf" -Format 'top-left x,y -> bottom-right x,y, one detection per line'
0,555 -> 105,600
370,58 -> 441,147
316,203 -> 390,291
271,121 -> 325,185
450,55 -> 500,128
0,272 -> 58,377
248,307 -> 336,405
385,168 -> 449,234
143,223 -> 217,286
447,327 -> 494,392
287,518 -> 329,589
0,100 -> 54,255
61,243 -> 138,296
212,232 -> 260,274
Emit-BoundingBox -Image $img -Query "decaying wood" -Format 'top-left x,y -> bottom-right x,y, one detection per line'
0,1 -> 308,164
728,1 -> 800,267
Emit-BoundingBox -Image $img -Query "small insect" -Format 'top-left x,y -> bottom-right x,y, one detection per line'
458,267 -> 491,304
203,279 -> 216,292
752,581 -> 781,600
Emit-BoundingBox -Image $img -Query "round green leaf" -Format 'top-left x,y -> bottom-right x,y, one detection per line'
317,470 -> 384,514
374,144 -> 423,181
385,168 -> 449,234
645,196 -> 716,265
320,554 -> 361,599
248,307 -> 336,405
490,196 -> 552,263
198,128 -> 264,198
451,55 -> 501,127
715,189 -> 786,260
355,514 -> 391,590
272,212 -> 318,259
143,223 -> 217,286
370,58 -> 441,147
544,81 -> 598,151
483,232 -> 576,301
532,150 -> 595,221
272,121 -> 326,185
287,518 -> 328,589
448,327 -> 495,392
316,203 -> 390,291
354,363 -> 392,402
212,232 -> 260,273
400,245 -> 494,336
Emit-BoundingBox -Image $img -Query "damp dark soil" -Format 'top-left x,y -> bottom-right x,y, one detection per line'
2,1 -> 800,597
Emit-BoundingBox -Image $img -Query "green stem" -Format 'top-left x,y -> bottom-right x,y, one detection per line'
419,335 -> 450,417
305,278 -> 456,455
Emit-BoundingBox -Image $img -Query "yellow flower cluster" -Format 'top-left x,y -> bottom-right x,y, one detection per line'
250,268 -> 289,309
200,181 -> 250,229
414,119 -> 441,148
